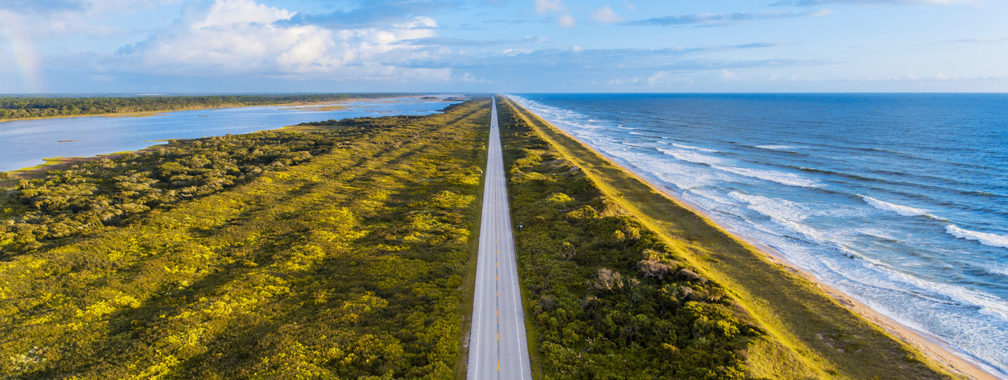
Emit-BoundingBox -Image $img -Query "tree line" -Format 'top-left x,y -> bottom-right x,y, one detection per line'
0,94 -> 398,120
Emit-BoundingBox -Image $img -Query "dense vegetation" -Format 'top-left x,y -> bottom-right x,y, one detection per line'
0,94 -> 393,121
0,97 -> 953,379
501,97 -> 951,379
497,98 -> 760,378
1,132 -> 335,257
0,100 -> 488,377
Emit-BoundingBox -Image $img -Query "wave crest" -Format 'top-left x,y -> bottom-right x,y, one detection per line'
714,165 -> 820,188
859,195 -> 934,218
755,144 -> 796,151
656,148 -> 723,166
946,225 -> 1008,249
670,142 -> 717,153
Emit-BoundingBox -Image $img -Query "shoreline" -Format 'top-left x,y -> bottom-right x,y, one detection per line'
0,95 -> 431,124
622,162 -> 999,380
514,102 -> 999,379
1,96 -> 460,175
4,145 -> 171,182
2,96 -> 461,177
0,100 -> 349,123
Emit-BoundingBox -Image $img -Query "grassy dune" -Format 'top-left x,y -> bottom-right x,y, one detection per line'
499,96 -> 951,379
499,98 -> 760,378
0,101 -> 489,378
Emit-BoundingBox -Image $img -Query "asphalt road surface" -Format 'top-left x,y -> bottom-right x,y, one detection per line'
467,98 -> 533,380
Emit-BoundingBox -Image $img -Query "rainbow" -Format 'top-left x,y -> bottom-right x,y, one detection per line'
2,21 -> 45,93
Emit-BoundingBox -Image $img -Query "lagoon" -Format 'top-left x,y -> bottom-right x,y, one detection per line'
0,96 -> 457,172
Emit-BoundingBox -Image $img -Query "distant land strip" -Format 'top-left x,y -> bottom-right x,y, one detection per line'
0,94 -> 402,122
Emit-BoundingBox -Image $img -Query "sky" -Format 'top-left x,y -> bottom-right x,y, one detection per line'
1,0 -> 1006,93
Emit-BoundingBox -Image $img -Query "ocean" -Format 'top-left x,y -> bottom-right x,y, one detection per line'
509,93 -> 1008,376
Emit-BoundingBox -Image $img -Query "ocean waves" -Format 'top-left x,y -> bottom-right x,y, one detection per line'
755,144 -> 797,151
857,195 -> 1008,249
859,195 -> 936,218
729,192 -> 831,244
657,147 -> 821,188
509,93 -> 1008,375
713,165 -> 821,188
946,225 -> 1008,249
656,147 -> 724,166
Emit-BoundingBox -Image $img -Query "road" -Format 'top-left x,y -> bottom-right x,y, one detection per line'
467,98 -> 533,380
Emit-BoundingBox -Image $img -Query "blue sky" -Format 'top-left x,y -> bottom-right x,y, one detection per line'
1,0 -> 1006,93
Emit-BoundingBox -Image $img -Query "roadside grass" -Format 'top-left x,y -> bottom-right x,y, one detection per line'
0,100 -> 489,378
497,115 -> 545,380
454,106 -> 490,380
500,96 -> 951,379
499,98 -> 759,378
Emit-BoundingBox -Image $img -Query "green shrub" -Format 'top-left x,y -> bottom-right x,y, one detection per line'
0,100 -> 490,378
498,97 -> 759,378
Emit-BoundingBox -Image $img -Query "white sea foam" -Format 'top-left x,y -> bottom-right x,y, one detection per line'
729,192 -> 829,243
884,262 -> 1008,321
656,147 -> 724,166
714,165 -> 820,188
983,264 -> 1008,276
857,227 -> 903,243
669,142 -> 718,153
881,269 -> 1008,323
507,94 -> 1008,374
756,144 -> 796,151
989,265 -> 1008,277
624,141 -> 653,148
946,225 -> 1008,249
685,189 -> 736,208
625,151 -> 723,190
859,195 -> 934,218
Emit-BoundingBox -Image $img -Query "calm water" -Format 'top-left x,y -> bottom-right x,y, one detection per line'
511,93 -> 1008,376
0,97 -> 457,172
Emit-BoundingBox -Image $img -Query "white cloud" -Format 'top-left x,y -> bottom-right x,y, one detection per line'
873,72 -> 1008,82
646,71 -> 693,86
0,5 -> 116,38
124,0 -> 449,81
557,14 -> 576,27
194,0 -> 293,28
532,0 -> 574,27
502,48 -> 533,56
592,6 -> 625,23
1,0 -> 186,38
535,0 -> 564,15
